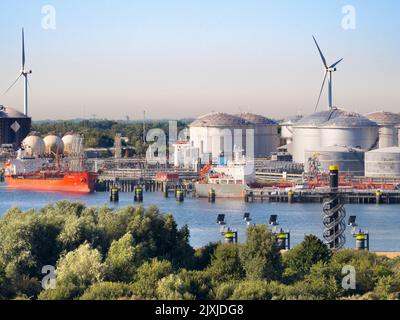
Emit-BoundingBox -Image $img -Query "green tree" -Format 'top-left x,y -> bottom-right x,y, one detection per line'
284,261 -> 342,300
368,275 -> 400,300
283,235 -> 331,282
239,225 -> 282,281
157,269 -> 212,300
156,270 -> 212,300
0,209 -> 43,298
230,280 -> 272,300
207,243 -> 244,282
193,243 -> 218,271
156,274 -> 195,300
126,206 -> 194,268
213,281 -> 238,300
39,243 -> 104,300
332,250 -> 391,294
131,259 -> 173,299
80,282 -> 133,300
104,233 -> 144,282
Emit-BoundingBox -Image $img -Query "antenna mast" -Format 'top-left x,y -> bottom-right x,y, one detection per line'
143,110 -> 146,143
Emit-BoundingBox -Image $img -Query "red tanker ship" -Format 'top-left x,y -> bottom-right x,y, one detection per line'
4,158 -> 96,193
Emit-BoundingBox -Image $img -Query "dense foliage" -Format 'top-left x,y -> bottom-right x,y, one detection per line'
32,120 -> 189,155
0,201 -> 399,300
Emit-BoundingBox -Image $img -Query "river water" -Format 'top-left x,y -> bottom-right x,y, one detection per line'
1,183 -> 399,251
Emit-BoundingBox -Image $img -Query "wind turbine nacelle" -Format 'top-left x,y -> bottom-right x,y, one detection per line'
327,67 -> 337,72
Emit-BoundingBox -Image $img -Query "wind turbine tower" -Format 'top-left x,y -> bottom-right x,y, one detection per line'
4,28 -> 32,116
313,36 -> 343,111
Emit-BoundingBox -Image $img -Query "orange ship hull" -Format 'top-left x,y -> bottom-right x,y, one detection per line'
5,172 -> 96,193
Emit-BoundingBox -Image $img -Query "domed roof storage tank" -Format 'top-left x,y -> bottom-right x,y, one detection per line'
304,145 -> 365,176
292,108 -> 347,163
21,135 -> 45,157
189,112 -> 251,162
236,113 -> 279,157
365,111 -> 400,148
365,147 -> 400,177
43,135 -> 64,156
319,111 -> 378,151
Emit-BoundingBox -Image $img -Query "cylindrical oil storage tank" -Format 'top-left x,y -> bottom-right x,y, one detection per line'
280,115 -> 302,143
43,135 -> 64,156
236,113 -> 280,157
319,112 -> 378,151
62,134 -> 79,156
304,145 -> 365,176
21,135 -> 45,157
292,108 -> 347,163
365,147 -> 400,177
189,112 -> 250,162
365,111 -> 400,148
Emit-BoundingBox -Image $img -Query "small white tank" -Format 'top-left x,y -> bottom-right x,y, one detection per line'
43,135 -> 64,155
365,147 -> 400,177
62,134 -> 78,156
21,135 -> 45,157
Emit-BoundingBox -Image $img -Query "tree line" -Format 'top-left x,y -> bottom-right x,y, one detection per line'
0,201 -> 399,300
31,120 -> 189,155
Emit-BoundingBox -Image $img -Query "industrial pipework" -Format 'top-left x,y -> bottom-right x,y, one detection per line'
322,165 -> 346,249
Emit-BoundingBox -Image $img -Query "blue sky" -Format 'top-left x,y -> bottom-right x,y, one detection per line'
0,0 -> 399,120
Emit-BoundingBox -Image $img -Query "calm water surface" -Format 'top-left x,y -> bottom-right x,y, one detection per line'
1,182 -> 399,251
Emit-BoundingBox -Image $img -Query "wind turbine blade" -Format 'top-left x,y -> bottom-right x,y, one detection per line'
312,36 -> 328,69
314,72 -> 328,112
22,28 -> 25,69
3,73 -> 23,95
329,58 -> 343,69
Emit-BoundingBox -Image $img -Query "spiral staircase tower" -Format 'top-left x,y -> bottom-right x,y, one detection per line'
322,165 -> 346,249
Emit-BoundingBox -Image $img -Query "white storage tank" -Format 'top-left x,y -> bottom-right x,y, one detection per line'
319,111 -> 378,151
365,147 -> 400,177
189,112 -> 249,162
365,111 -> 400,148
304,145 -> 365,176
236,113 -> 280,157
280,114 -> 303,145
62,134 -> 79,156
292,108 -> 347,163
43,135 -> 64,156
21,135 -> 45,157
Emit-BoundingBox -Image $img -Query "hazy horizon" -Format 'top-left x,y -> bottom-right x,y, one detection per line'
0,0 -> 399,121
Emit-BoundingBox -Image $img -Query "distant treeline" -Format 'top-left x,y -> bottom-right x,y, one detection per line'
0,201 -> 399,300
31,120 -> 190,155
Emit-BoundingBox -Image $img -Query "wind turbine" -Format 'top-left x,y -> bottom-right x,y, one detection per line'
4,28 -> 32,116
313,36 -> 343,111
